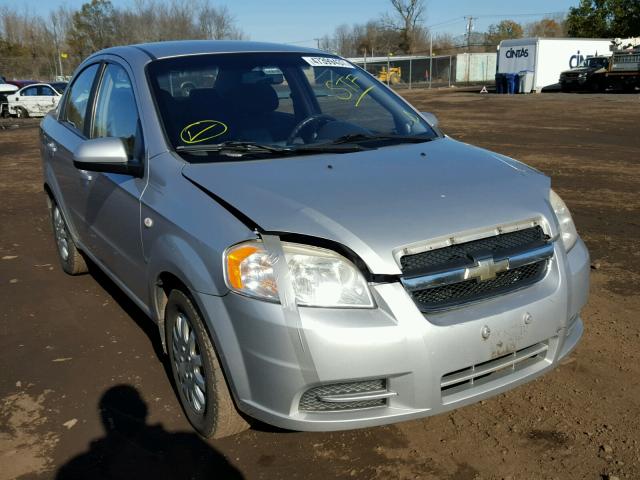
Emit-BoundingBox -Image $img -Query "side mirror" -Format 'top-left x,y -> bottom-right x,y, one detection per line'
73,137 -> 142,177
420,111 -> 439,128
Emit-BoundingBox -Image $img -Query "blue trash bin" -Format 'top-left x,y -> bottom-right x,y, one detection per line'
502,73 -> 511,94
495,73 -> 504,94
506,73 -> 516,94
512,73 -> 520,94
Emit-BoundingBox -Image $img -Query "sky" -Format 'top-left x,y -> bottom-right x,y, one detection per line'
1,0 -> 581,47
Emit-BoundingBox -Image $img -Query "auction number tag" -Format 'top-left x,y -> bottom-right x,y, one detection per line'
302,56 -> 354,68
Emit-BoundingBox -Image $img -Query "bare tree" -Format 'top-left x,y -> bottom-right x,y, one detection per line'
387,0 -> 426,53
198,2 -> 245,40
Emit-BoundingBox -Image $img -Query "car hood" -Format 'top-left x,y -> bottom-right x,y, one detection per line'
563,66 -> 602,74
182,137 -> 552,274
0,83 -> 18,94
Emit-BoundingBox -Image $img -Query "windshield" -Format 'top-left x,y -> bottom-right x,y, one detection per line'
583,57 -> 608,68
147,53 -> 436,158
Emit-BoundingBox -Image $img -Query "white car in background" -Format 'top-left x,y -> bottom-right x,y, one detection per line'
7,83 -> 65,118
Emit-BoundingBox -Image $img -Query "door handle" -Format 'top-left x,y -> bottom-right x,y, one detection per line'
79,170 -> 94,183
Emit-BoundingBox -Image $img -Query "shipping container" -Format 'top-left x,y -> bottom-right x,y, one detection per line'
497,38 -> 612,92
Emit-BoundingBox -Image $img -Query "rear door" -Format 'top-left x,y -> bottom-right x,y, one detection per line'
82,61 -> 148,300
46,63 -> 102,242
35,85 -> 60,114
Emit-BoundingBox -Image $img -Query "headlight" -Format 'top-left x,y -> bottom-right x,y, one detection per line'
549,189 -> 578,252
224,241 -> 374,308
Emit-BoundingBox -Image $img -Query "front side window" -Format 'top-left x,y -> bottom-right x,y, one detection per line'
92,63 -> 140,157
62,63 -> 100,133
147,53 -> 437,161
21,87 -> 38,96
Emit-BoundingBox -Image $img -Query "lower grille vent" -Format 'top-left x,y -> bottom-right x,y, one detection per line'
299,379 -> 391,412
441,341 -> 548,398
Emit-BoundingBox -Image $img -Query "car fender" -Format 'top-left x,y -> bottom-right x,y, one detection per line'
146,232 -> 227,310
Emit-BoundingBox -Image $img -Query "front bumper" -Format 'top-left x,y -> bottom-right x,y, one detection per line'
561,77 -> 588,87
195,238 -> 589,432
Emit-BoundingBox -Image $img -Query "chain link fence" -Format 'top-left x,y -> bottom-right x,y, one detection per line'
349,50 -> 498,89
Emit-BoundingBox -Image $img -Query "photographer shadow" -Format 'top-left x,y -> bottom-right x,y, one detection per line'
56,384 -> 243,480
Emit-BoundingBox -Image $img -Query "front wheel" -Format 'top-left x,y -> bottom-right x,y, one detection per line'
165,289 -> 249,438
16,106 -> 29,118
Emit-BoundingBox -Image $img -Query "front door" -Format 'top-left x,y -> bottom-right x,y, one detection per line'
82,62 -> 148,301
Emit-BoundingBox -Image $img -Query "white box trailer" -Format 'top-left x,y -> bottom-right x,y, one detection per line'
497,38 -> 612,92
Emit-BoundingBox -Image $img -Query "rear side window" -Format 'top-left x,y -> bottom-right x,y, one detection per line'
62,63 -> 100,133
39,86 -> 56,96
91,63 -> 140,158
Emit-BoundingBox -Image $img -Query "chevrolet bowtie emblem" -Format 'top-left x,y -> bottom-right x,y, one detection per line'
465,254 -> 509,282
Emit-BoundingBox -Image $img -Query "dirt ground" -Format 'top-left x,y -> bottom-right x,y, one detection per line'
1,91 -> 639,480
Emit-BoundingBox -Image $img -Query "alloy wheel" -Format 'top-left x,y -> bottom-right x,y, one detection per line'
53,206 -> 70,261
172,312 -> 207,414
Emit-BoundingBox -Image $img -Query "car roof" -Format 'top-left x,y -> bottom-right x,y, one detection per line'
100,40 -> 324,60
18,83 -> 58,91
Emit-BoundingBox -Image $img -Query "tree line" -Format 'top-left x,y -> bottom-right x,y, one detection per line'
1,0 -> 638,80
319,16 -> 569,58
0,0 -> 244,80
319,0 -> 639,57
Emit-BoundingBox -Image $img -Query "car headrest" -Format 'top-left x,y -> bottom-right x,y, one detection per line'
188,88 -> 222,106
227,83 -> 279,115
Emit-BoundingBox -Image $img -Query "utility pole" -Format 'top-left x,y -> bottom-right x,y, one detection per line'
464,16 -> 477,84
429,32 -> 433,89
464,16 -> 477,53
314,38 -> 321,49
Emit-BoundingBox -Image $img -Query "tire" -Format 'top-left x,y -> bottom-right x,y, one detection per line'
49,200 -> 88,275
16,106 -> 29,118
165,289 -> 249,438
588,80 -> 602,93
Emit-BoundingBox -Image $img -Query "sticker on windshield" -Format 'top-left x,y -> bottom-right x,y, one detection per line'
180,120 -> 228,144
302,56 -> 354,69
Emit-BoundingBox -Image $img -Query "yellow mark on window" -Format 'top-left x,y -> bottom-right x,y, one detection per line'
355,86 -> 374,107
325,78 -> 352,100
326,74 -> 362,100
180,120 -> 228,144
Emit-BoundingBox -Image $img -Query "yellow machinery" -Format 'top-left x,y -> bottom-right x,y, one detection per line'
378,67 -> 402,84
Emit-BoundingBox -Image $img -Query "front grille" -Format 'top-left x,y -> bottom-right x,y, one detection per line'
441,341 -> 548,400
299,379 -> 387,412
401,226 -> 547,274
412,261 -> 546,310
400,226 -> 551,311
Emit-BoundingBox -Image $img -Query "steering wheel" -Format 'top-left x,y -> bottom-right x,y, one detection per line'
286,114 -> 335,145
181,81 -> 196,96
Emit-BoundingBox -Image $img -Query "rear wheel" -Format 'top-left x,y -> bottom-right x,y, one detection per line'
49,200 -> 88,275
165,289 -> 249,438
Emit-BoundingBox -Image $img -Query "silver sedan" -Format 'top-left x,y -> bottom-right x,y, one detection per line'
40,41 -> 589,438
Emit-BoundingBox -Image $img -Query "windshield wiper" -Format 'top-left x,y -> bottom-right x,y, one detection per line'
176,140 -> 369,157
330,133 -> 434,145
176,141 -> 291,154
